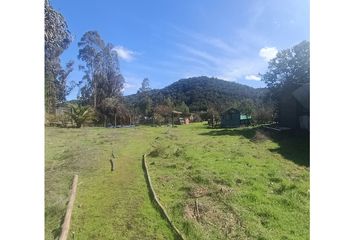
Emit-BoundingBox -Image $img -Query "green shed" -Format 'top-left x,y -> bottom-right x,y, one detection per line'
221,108 -> 241,128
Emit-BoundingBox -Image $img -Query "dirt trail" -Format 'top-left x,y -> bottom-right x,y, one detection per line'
68,129 -> 176,240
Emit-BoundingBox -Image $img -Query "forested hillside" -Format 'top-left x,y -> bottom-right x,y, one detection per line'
125,76 -> 268,112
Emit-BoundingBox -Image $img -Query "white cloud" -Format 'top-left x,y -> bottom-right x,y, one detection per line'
259,47 -> 278,61
245,74 -> 261,81
174,42 -> 268,82
113,46 -> 136,62
160,27 -> 272,82
123,82 -> 137,89
176,43 -> 218,65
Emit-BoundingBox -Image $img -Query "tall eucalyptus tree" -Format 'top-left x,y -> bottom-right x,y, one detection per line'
44,0 -> 73,113
78,31 -> 125,121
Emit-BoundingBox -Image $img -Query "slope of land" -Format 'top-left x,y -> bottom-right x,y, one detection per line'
45,127 -> 176,239
125,76 -> 268,111
45,123 -> 309,239
147,123 -> 309,239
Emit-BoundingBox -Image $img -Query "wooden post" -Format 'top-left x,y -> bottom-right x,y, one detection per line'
172,113 -> 174,127
194,198 -> 200,221
142,154 -> 185,240
59,175 -> 79,240
110,150 -> 116,171
110,159 -> 115,171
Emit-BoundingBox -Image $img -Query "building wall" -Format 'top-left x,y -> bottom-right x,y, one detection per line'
279,84 -> 310,130
221,110 -> 240,128
279,94 -> 298,128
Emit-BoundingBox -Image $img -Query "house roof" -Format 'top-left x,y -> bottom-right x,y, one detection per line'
222,108 -> 240,115
172,110 -> 182,114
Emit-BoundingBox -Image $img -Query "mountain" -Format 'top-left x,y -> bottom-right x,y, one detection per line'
125,76 -> 268,112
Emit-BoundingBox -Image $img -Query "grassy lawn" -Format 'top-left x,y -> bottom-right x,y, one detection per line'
45,127 -> 176,239
45,122 -> 309,240
147,123 -> 309,240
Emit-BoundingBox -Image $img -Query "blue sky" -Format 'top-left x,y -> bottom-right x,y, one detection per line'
51,0 -> 309,99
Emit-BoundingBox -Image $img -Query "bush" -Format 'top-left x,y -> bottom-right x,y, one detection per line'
45,113 -> 57,127
191,113 -> 202,122
253,106 -> 274,124
66,104 -> 93,128
45,113 -> 71,127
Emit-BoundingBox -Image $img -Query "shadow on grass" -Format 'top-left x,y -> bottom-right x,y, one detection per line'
51,223 -> 62,239
199,127 -> 309,167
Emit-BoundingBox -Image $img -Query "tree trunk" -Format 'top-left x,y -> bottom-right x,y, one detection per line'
114,113 -> 117,128
91,68 -> 97,110
93,80 -> 97,110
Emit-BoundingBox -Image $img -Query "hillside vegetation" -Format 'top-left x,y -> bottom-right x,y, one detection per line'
125,76 -> 269,112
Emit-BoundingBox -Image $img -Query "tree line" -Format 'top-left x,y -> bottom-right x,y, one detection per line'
45,1 -> 309,128
45,1 -> 127,127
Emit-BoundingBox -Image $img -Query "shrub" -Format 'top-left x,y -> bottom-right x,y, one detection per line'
66,104 -> 93,128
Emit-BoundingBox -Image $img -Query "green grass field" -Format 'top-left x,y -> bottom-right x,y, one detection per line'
45,123 -> 309,240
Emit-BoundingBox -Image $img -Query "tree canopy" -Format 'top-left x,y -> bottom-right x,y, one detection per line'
44,1 -> 288,126
44,0 -> 71,62
125,76 -> 268,113
138,78 -> 151,93
44,0 -> 74,113
262,41 -> 309,95
78,31 -> 125,116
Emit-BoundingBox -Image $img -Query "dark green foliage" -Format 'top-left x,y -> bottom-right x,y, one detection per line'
252,104 -> 275,124
176,101 -> 190,117
98,97 -> 131,126
262,41 -> 309,100
207,106 -> 221,127
137,79 -> 153,116
261,41 -> 310,123
66,104 -> 92,128
126,76 -> 268,112
125,76 -> 276,125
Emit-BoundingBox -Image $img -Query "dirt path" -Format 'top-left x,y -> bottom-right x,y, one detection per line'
68,128 -> 176,239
